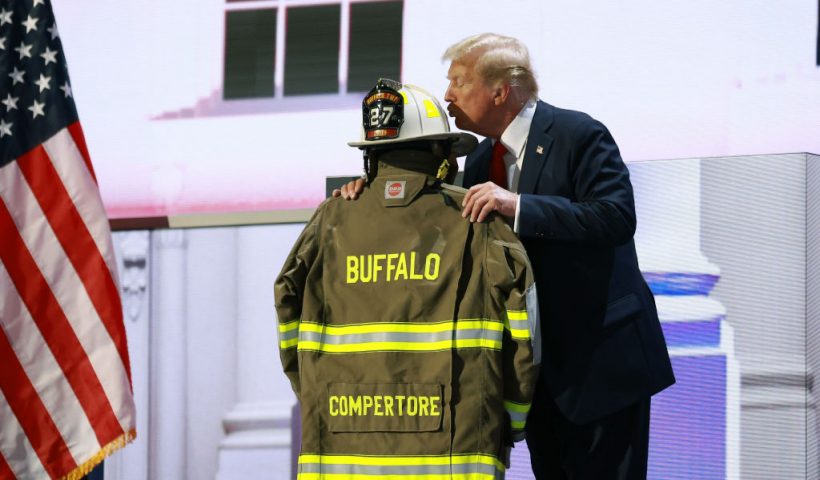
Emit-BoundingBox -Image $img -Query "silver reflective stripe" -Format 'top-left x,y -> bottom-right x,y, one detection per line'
504,400 -> 531,431
299,330 -> 453,345
298,462 -> 499,476
279,328 -> 299,343
506,318 -> 530,337
299,328 -> 500,344
279,321 -> 300,348
506,408 -> 528,429
298,457 -> 501,477
525,283 -> 541,365
296,321 -> 505,353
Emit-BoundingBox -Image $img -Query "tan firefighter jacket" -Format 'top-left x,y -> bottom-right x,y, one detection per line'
275,150 -> 541,479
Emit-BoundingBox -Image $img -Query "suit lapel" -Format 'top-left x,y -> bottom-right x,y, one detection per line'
517,101 -> 554,194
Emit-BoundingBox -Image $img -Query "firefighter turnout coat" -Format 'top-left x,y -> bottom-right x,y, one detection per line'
275,150 -> 540,479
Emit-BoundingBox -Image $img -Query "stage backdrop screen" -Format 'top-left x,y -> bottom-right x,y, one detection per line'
51,0 -> 820,218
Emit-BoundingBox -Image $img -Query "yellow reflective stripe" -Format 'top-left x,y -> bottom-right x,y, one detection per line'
279,321 -> 300,333
299,474 -> 497,480
503,320 -> 529,340
295,320 -> 505,352
453,339 -> 502,349
505,311 -> 530,340
298,320 -> 503,335
299,453 -> 507,472
507,328 -> 530,340
457,320 -> 504,332
503,401 -> 531,414
505,400 -> 530,431
297,338 -> 502,353
298,453 -> 504,469
280,338 -> 299,349
279,321 -> 300,349
452,455 -> 503,468
300,322 -> 449,335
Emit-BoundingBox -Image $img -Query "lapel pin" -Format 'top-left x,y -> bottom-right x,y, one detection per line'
536,145 -> 544,154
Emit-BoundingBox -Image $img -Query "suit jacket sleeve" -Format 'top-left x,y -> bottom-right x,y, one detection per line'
274,207 -> 324,399
517,119 -> 637,245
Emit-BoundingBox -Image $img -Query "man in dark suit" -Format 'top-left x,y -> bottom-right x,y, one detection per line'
443,33 -> 675,479
338,33 -> 675,479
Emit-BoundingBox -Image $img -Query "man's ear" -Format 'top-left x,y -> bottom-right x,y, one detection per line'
493,83 -> 511,106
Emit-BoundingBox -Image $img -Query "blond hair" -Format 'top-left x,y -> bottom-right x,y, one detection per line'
442,33 -> 538,97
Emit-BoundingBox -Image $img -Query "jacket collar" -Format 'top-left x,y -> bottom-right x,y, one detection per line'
464,100 -> 555,193
516,100 -> 554,194
376,148 -> 442,178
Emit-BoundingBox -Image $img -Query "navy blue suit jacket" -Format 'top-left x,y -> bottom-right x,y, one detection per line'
463,101 -> 675,424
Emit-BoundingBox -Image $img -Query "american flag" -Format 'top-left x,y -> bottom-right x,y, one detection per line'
0,0 -> 136,478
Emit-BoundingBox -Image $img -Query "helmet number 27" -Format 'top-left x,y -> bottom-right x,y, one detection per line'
370,106 -> 394,127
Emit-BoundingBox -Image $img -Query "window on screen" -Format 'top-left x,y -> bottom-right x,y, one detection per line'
348,1 -> 404,92
284,5 -> 341,96
223,8 -> 277,100
221,0 -> 403,101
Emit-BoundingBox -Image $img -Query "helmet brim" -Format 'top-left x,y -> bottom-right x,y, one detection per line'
348,132 -> 478,157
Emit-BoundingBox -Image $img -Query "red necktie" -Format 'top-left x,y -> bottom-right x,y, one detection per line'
489,140 -> 508,188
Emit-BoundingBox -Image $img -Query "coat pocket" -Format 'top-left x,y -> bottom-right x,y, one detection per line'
602,293 -> 642,329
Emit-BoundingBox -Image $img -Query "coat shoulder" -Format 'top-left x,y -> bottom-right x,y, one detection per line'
440,182 -> 467,197
542,102 -> 601,134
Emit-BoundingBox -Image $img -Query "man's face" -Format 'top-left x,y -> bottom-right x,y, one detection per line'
444,59 -> 498,137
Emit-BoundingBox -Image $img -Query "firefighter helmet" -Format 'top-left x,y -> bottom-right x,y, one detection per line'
348,79 -> 477,156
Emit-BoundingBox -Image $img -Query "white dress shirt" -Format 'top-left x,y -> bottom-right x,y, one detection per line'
492,98 -> 537,232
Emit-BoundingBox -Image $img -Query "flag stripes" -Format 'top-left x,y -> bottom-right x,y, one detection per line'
0,450 -> 17,479
0,124 -> 136,477
0,329 -> 74,478
16,139 -> 132,381
0,388 -> 51,479
0,263 -> 102,467
0,1 -> 136,476
43,129 -> 112,268
9,131 -> 136,437
0,197 -> 125,447
66,123 -> 95,183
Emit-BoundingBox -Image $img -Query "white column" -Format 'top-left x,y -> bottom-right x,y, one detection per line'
148,230 -> 188,480
633,159 -> 726,333
216,224 -> 302,480
634,160 -> 719,280
632,159 -> 739,479
105,231 -> 151,480
184,227 -> 240,480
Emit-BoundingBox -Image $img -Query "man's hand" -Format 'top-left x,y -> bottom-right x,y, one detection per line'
462,182 -> 517,223
331,177 -> 366,200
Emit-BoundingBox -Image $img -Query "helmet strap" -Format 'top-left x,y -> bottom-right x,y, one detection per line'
363,149 -> 378,183
436,158 -> 450,181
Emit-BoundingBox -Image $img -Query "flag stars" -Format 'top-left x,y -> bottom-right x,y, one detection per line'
0,36 -> 6,51
0,119 -> 12,138
15,42 -> 33,60
9,67 -> 25,85
0,9 -> 12,27
35,74 -> 51,93
2,94 -> 18,112
47,24 -> 59,40
60,82 -> 72,98
33,0 -> 46,6
22,15 -> 38,34
41,47 -> 58,65
28,100 -> 45,119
